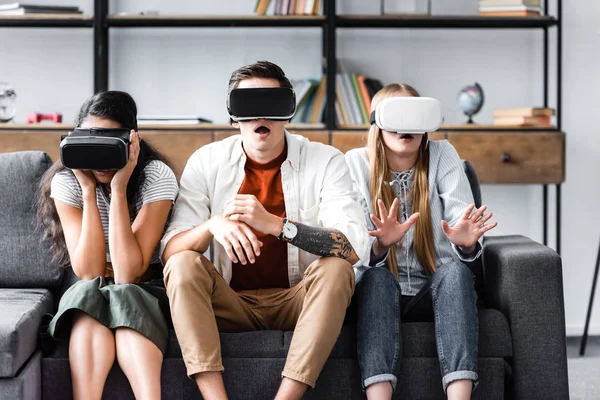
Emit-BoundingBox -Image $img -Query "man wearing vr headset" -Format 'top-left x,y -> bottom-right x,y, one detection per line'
160,61 -> 370,399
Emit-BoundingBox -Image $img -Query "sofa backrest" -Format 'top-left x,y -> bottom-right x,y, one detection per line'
0,151 -> 63,288
463,160 -> 482,209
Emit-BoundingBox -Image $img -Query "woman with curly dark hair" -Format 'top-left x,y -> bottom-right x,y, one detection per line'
36,90 -> 178,400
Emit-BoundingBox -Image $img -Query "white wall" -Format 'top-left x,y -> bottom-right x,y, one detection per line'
1,0 -> 598,335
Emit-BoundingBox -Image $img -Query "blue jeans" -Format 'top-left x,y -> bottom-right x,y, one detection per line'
353,262 -> 479,393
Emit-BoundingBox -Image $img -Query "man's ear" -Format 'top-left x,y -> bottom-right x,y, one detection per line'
232,121 -> 240,129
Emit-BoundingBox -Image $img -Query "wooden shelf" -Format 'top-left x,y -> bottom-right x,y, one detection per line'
337,124 -> 560,131
108,15 -> 326,28
0,14 -> 93,27
0,122 -> 562,132
336,15 -> 558,29
0,128 -> 565,183
0,122 -> 327,131
0,14 -> 557,29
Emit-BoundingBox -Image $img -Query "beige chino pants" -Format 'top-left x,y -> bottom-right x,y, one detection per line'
163,250 -> 355,388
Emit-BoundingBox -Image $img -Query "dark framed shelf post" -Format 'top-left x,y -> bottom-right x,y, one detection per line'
94,0 -> 109,93
324,0 -> 336,131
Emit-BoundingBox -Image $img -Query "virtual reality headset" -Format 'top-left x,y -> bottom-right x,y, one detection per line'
370,97 -> 443,134
60,128 -> 131,170
227,87 -> 296,122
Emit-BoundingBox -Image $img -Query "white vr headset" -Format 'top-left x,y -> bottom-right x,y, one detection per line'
369,97 -> 444,134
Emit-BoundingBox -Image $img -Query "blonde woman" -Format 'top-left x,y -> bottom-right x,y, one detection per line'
345,84 -> 497,400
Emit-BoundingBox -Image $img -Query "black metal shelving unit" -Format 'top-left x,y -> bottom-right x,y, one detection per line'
107,15 -> 326,28
0,16 -> 93,27
1,0 -> 563,254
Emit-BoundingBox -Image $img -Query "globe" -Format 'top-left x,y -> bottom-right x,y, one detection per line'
457,82 -> 484,124
0,82 -> 17,123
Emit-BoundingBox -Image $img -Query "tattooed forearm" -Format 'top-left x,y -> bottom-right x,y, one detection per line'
289,222 -> 359,264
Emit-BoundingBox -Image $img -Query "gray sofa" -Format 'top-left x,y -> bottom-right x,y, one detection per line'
0,151 -> 569,399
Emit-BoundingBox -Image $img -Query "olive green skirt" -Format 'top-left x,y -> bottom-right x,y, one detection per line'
46,275 -> 171,354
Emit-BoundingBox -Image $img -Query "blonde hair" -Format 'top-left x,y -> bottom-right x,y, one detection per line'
367,83 -> 436,278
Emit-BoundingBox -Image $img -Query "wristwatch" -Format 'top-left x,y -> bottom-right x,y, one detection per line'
277,218 -> 298,242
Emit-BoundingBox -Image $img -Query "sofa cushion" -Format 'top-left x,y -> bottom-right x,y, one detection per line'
0,288 -> 54,377
0,151 -> 62,288
0,351 -> 42,400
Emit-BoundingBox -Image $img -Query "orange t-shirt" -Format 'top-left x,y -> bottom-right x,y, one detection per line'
230,147 -> 288,291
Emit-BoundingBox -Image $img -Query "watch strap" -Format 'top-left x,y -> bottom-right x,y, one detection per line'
277,217 -> 288,240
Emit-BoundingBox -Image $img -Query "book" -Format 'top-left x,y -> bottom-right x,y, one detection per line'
0,3 -> 81,12
479,0 -> 541,6
137,115 -> 212,125
494,115 -> 553,126
494,108 -> 555,118
255,0 -> 271,16
480,10 -> 541,16
479,5 -> 542,14
0,8 -> 82,15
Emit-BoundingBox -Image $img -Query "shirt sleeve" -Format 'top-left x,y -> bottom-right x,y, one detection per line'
140,161 -> 179,205
344,150 -> 388,268
159,151 -> 211,260
50,171 -> 83,209
318,152 -> 371,268
436,142 -> 483,262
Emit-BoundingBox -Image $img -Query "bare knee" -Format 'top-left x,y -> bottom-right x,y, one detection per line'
71,312 -> 106,333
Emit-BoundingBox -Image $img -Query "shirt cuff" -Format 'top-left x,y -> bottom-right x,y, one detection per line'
452,242 -> 482,262
369,237 -> 391,267
159,225 -> 193,264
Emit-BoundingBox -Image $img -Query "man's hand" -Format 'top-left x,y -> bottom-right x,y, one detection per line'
209,215 -> 263,265
369,198 -> 419,253
442,204 -> 498,251
223,194 -> 283,237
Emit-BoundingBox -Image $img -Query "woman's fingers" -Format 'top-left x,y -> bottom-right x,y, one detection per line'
478,212 -> 493,226
389,198 -> 399,221
377,199 -> 389,220
471,205 -> 487,221
370,214 -> 384,229
462,204 -> 476,220
480,221 -> 498,233
404,212 -> 420,227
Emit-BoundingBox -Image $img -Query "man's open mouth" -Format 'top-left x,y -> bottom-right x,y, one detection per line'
255,126 -> 270,134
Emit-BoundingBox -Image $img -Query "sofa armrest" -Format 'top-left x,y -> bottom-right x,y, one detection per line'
482,235 -> 569,400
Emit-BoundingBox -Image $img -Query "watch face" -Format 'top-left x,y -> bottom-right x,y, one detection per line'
284,221 -> 298,239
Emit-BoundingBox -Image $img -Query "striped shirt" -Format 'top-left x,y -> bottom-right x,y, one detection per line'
50,160 -> 179,265
345,140 -> 482,296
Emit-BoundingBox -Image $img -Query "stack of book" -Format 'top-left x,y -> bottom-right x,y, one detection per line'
493,108 -> 555,127
255,0 -> 323,16
290,67 -> 384,127
334,68 -> 384,127
0,3 -> 83,16
478,0 -> 542,17
290,78 -> 323,124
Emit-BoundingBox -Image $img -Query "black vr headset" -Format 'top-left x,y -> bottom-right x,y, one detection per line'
60,128 -> 131,170
227,87 -> 296,122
